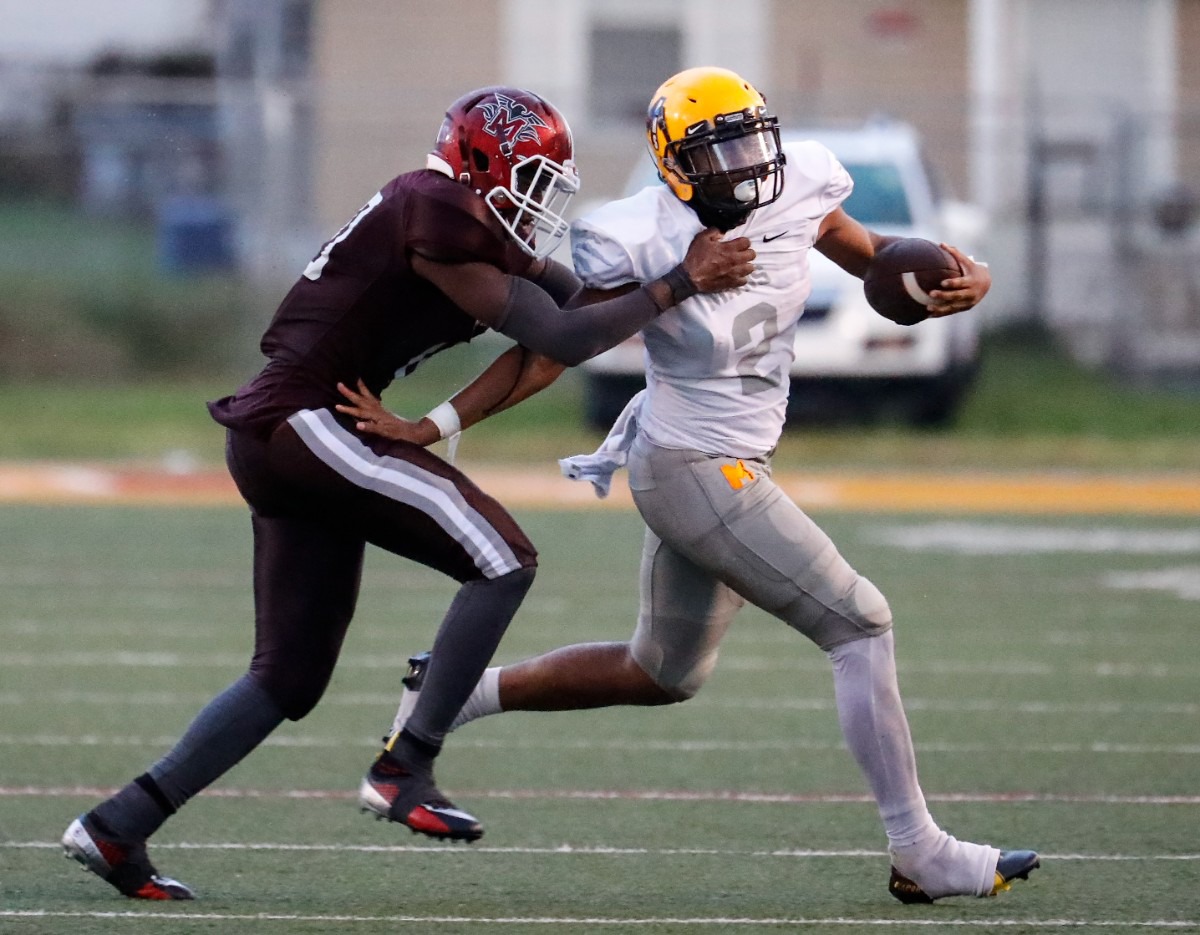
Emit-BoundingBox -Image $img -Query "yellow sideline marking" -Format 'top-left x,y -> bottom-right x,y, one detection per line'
0,462 -> 1199,514
772,471 -> 1200,515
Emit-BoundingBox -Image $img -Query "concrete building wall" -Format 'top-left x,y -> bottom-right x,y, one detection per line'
307,0 -> 976,229
765,0 -> 971,195
311,0 -> 502,228
1177,0 -> 1200,184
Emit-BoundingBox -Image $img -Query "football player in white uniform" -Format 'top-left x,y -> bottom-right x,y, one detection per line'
339,67 -> 1038,903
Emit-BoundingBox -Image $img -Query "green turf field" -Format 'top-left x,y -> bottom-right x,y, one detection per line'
1,504 -> 1198,933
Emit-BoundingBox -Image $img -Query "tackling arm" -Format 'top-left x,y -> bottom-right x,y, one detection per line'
411,228 -> 753,366
336,345 -> 567,446
523,256 -> 583,307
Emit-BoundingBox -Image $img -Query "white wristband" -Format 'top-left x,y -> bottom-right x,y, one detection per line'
424,400 -> 461,440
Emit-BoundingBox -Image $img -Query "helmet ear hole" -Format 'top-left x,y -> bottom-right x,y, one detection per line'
471,148 -> 489,173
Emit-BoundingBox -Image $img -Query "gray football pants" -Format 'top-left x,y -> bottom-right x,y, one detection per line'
626,437 -> 893,698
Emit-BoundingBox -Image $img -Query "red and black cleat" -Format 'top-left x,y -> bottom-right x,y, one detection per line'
358,751 -> 483,843
62,813 -> 195,900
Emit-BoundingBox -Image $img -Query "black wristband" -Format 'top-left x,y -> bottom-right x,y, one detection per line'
661,263 -> 699,307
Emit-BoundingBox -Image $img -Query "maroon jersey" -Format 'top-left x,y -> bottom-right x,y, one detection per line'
209,169 -> 533,437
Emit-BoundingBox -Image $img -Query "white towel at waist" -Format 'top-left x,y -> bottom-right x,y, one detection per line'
558,389 -> 645,499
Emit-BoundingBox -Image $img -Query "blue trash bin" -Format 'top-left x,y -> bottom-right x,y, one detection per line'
156,195 -> 235,273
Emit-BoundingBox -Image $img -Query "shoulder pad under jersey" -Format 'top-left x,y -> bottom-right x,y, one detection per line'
779,140 -> 854,219
570,185 -> 704,289
404,172 -> 519,270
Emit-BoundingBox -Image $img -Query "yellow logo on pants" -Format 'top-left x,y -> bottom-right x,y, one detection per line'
720,459 -> 757,491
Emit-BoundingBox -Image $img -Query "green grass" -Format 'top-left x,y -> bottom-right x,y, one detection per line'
0,326 -> 1197,470
0,201 -> 263,380
1,505 -> 1198,932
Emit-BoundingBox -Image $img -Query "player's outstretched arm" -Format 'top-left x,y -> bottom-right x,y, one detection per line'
411,229 -> 754,366
336,346 -> 566,444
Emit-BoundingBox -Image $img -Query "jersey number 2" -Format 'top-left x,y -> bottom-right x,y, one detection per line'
731,302 -> 783,395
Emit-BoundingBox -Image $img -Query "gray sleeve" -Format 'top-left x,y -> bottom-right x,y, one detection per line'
495,276 -> 660,367
529,259 -> 583,307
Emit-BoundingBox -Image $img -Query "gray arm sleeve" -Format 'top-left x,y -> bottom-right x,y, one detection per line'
495,276 -> 660,367
529,259 -> 583,307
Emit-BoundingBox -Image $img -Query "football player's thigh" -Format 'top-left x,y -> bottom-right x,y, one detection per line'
249,511 -> 365,698
634,449 -> 889,648
630,525 -> 744,696
279,410 -> 536,583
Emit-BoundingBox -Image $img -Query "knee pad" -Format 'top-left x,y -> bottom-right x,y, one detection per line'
851,575 -> 893,634
791,573 -> 893,651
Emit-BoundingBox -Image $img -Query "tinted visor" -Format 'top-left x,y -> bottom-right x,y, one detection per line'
679,127 -> 780,177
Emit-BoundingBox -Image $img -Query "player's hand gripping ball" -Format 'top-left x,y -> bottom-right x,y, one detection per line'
863,238 -> 962,326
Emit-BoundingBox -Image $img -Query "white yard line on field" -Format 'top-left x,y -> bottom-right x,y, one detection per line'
8,840 -> 1200,861
1,909 -> 1198,928
1,691 -> 1196,717
4,786 -> 1199,806
2,733 -> 1199,755
2,650 -> 1198,679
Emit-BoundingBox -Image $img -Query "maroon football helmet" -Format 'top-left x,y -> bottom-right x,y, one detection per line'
428,86 -> 579,259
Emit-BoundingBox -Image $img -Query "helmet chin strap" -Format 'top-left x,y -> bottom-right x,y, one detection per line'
689,200 -> 753,234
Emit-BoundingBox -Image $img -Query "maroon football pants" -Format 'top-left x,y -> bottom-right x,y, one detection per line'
223,408 -> 537,719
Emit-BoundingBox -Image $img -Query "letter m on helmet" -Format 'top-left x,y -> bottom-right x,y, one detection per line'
481,93 -> 550,157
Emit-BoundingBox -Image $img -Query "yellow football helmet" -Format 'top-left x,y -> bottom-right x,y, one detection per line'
646,66 -> 785,216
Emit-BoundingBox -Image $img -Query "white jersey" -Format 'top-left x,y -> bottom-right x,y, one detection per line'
571,141 -> 852,458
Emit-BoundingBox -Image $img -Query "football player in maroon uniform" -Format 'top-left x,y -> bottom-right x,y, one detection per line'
61,86 -> 754,900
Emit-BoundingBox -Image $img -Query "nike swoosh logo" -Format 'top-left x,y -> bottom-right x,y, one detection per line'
763,231 -> 788,242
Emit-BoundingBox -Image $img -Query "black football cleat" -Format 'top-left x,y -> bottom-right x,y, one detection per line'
358,750 -> 483,843
62,813 -> 195,900
889,848 -> 1040,904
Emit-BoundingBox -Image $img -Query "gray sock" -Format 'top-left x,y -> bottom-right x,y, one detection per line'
92,673 -> 285,841
402,567 -> 535,750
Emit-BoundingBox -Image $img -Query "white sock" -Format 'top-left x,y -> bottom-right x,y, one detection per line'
828,631 -> 1000,898
827,630 -> 936,846
388,666 -> 503,738
889,832 -> 1000,898
449,666 -> 502,730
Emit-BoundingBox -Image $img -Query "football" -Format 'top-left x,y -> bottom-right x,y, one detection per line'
863,238 -> 961,326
